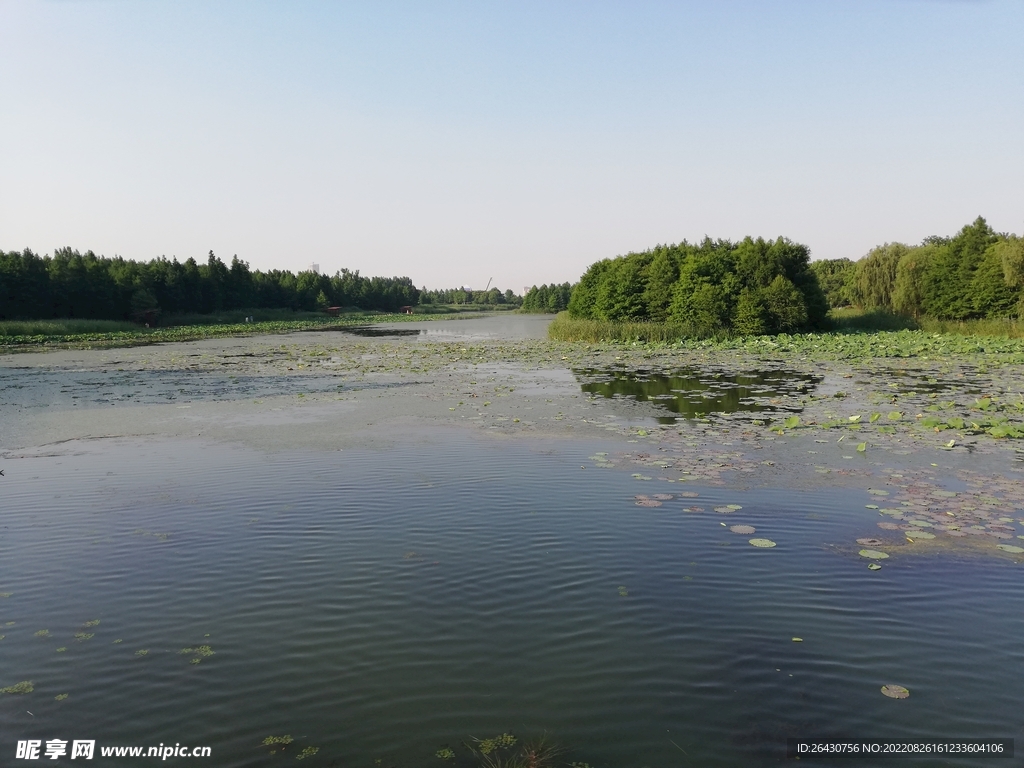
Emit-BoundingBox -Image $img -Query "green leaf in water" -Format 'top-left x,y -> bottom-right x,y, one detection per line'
856,442 -> 867,452
858,549 -> 889,559
881,684 -> 909,699
867,563 -> 882,570
869,412 -> 881,423
783,416 -> 800,429
748,538 -> 777,548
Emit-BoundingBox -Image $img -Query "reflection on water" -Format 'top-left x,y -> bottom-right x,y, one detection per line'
332,314 -> 554,341
576,368 -> 822,422
338,325 -> 423,337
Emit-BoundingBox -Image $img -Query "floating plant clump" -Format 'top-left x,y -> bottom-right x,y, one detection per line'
1,681 -> 34,695
749,538 -> 776,548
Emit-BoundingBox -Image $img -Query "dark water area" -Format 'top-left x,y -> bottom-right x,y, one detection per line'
576,368 -> 822,422
337,325 -> 423,337
1,433 -> 1021,767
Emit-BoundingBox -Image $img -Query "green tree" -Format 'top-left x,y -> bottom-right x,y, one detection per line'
853,243 -> 907,310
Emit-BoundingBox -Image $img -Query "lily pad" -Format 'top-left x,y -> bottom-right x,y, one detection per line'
858,549 -> 889,559
996,544 -> 1024,554
726,504 -> 743,510
867,563 -> 882,570
749,538 -> 777,548
881,684 -> 909,699
635,498 -> 662,507
906,531 -> 935,540
652,494 -> 674,501
730,525 -> 756,534
878,522 -> 901,530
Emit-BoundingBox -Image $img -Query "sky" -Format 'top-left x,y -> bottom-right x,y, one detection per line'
1,1 -> 1022,292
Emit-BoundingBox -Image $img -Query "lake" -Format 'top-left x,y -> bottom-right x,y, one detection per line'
1,315 -> 1022,767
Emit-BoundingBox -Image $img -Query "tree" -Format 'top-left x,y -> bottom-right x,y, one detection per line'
853,243 -> 907,311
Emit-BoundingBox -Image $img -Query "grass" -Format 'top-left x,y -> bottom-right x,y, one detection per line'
0,319 -> 138,336
547,314 -> 729,343
550,309 -> 1024,345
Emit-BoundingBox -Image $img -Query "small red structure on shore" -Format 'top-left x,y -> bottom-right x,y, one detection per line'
325,306 -> 342,317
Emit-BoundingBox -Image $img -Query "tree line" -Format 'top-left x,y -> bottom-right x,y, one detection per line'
418,287 -> 520,306
567,236 -> 828,336
521,283 -> 573,313
0,248 -> 422,321
810,217 -> 1024,320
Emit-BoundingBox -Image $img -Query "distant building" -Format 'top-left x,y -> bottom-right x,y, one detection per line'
307,263 -> 320,274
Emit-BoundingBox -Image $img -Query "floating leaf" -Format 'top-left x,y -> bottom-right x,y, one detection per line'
783,416 -> 800,429
867,563 -> 882,570
887,411 -> 902,420
869,412 -> 881,423
848,414 -> 862,423
730,525 -> 756,534
749,538 -> 777,548
881,685 -> 909,699
997,544 -> 1024,553
856,442 -> 867,452
856,538 -> 883,546
726,504 -> 743,510
858,549 -> 889,559
791,637 -> 803,642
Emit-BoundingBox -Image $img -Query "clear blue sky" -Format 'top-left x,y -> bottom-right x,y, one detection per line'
2,1 -> 1022,291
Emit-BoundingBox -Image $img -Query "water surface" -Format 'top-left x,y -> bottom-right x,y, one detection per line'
1,431 -> 1020,766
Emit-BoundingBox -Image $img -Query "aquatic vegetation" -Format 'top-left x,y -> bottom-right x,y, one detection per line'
295,746 -> 319,759
858,549 -> 889,559
180,645 -> 215,664
997,544 -> 1024,554
1,681 -> 34,694
56,647 -> 67,652
262,735 -> 294,746
113,639 -> 123,644
476,734 -> 517,755
74,632 -> 94,641
83,619 -> 100,627
730,525 -> 756,534
435,747 -> 456,760
35,629 -> 50,637
135,649 -> 149,656
55,693 -> 68,701
748,538 -> 776,548
868,563 -> 882,570
634,495 -> 661,507
881,684 -> 910,699
617,586 -> 629,597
